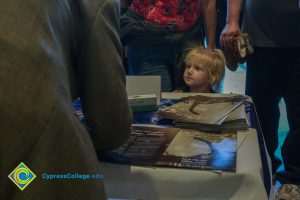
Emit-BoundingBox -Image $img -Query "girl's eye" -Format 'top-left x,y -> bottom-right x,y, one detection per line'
186,64 -> 192,69
195,65 -> 205,71
196,65 -> 206,71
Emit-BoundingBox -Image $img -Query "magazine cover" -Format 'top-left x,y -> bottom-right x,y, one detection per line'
156,128 -> 237,171
103,125 -> 237,172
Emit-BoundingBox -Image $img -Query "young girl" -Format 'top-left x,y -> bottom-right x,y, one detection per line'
178,46 -> 225,93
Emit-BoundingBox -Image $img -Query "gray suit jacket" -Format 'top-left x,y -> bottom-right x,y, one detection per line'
0,0 -> 132,199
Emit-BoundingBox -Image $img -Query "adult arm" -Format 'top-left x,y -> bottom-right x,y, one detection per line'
79,0 -> 132,151
220,0 -> 243,49
200,0 -> 217,49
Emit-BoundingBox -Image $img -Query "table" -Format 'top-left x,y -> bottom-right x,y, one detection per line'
100,93 -> 272,200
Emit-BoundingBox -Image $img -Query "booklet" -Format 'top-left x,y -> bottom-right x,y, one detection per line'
101,125 -> 237,172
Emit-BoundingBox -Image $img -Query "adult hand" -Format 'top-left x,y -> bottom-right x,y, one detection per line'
220,23 -> 240,50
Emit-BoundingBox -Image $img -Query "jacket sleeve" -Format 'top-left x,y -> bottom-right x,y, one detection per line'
78,0 -> 132,151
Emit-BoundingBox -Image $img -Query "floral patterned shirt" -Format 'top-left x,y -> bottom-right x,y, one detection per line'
131,0 -> 201,32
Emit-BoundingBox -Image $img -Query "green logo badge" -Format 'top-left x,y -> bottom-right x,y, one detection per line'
8,162 -> 36,190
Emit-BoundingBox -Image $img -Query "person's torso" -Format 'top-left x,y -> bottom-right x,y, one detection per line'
130,0 -> 201,32
243,0 -> 300,47
0,0 -> 107,198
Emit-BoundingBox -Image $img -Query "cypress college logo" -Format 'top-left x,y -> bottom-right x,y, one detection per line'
8,162 -> 36,191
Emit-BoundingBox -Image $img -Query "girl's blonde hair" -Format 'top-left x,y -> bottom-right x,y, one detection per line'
184,45 -> 225,91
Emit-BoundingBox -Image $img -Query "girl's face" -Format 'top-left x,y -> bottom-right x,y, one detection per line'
183,62 -> 211,92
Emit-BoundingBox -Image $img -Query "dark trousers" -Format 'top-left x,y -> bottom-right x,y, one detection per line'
127,41 -> 180,92
246,46 -> 300,184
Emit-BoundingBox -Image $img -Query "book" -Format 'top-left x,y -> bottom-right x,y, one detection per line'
175,103 -> 248,131
157,94 -> 248,131
101,125 -> 237,172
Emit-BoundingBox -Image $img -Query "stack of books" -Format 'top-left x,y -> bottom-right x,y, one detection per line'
157,94 -> 248,132
101,94 -> 249,172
